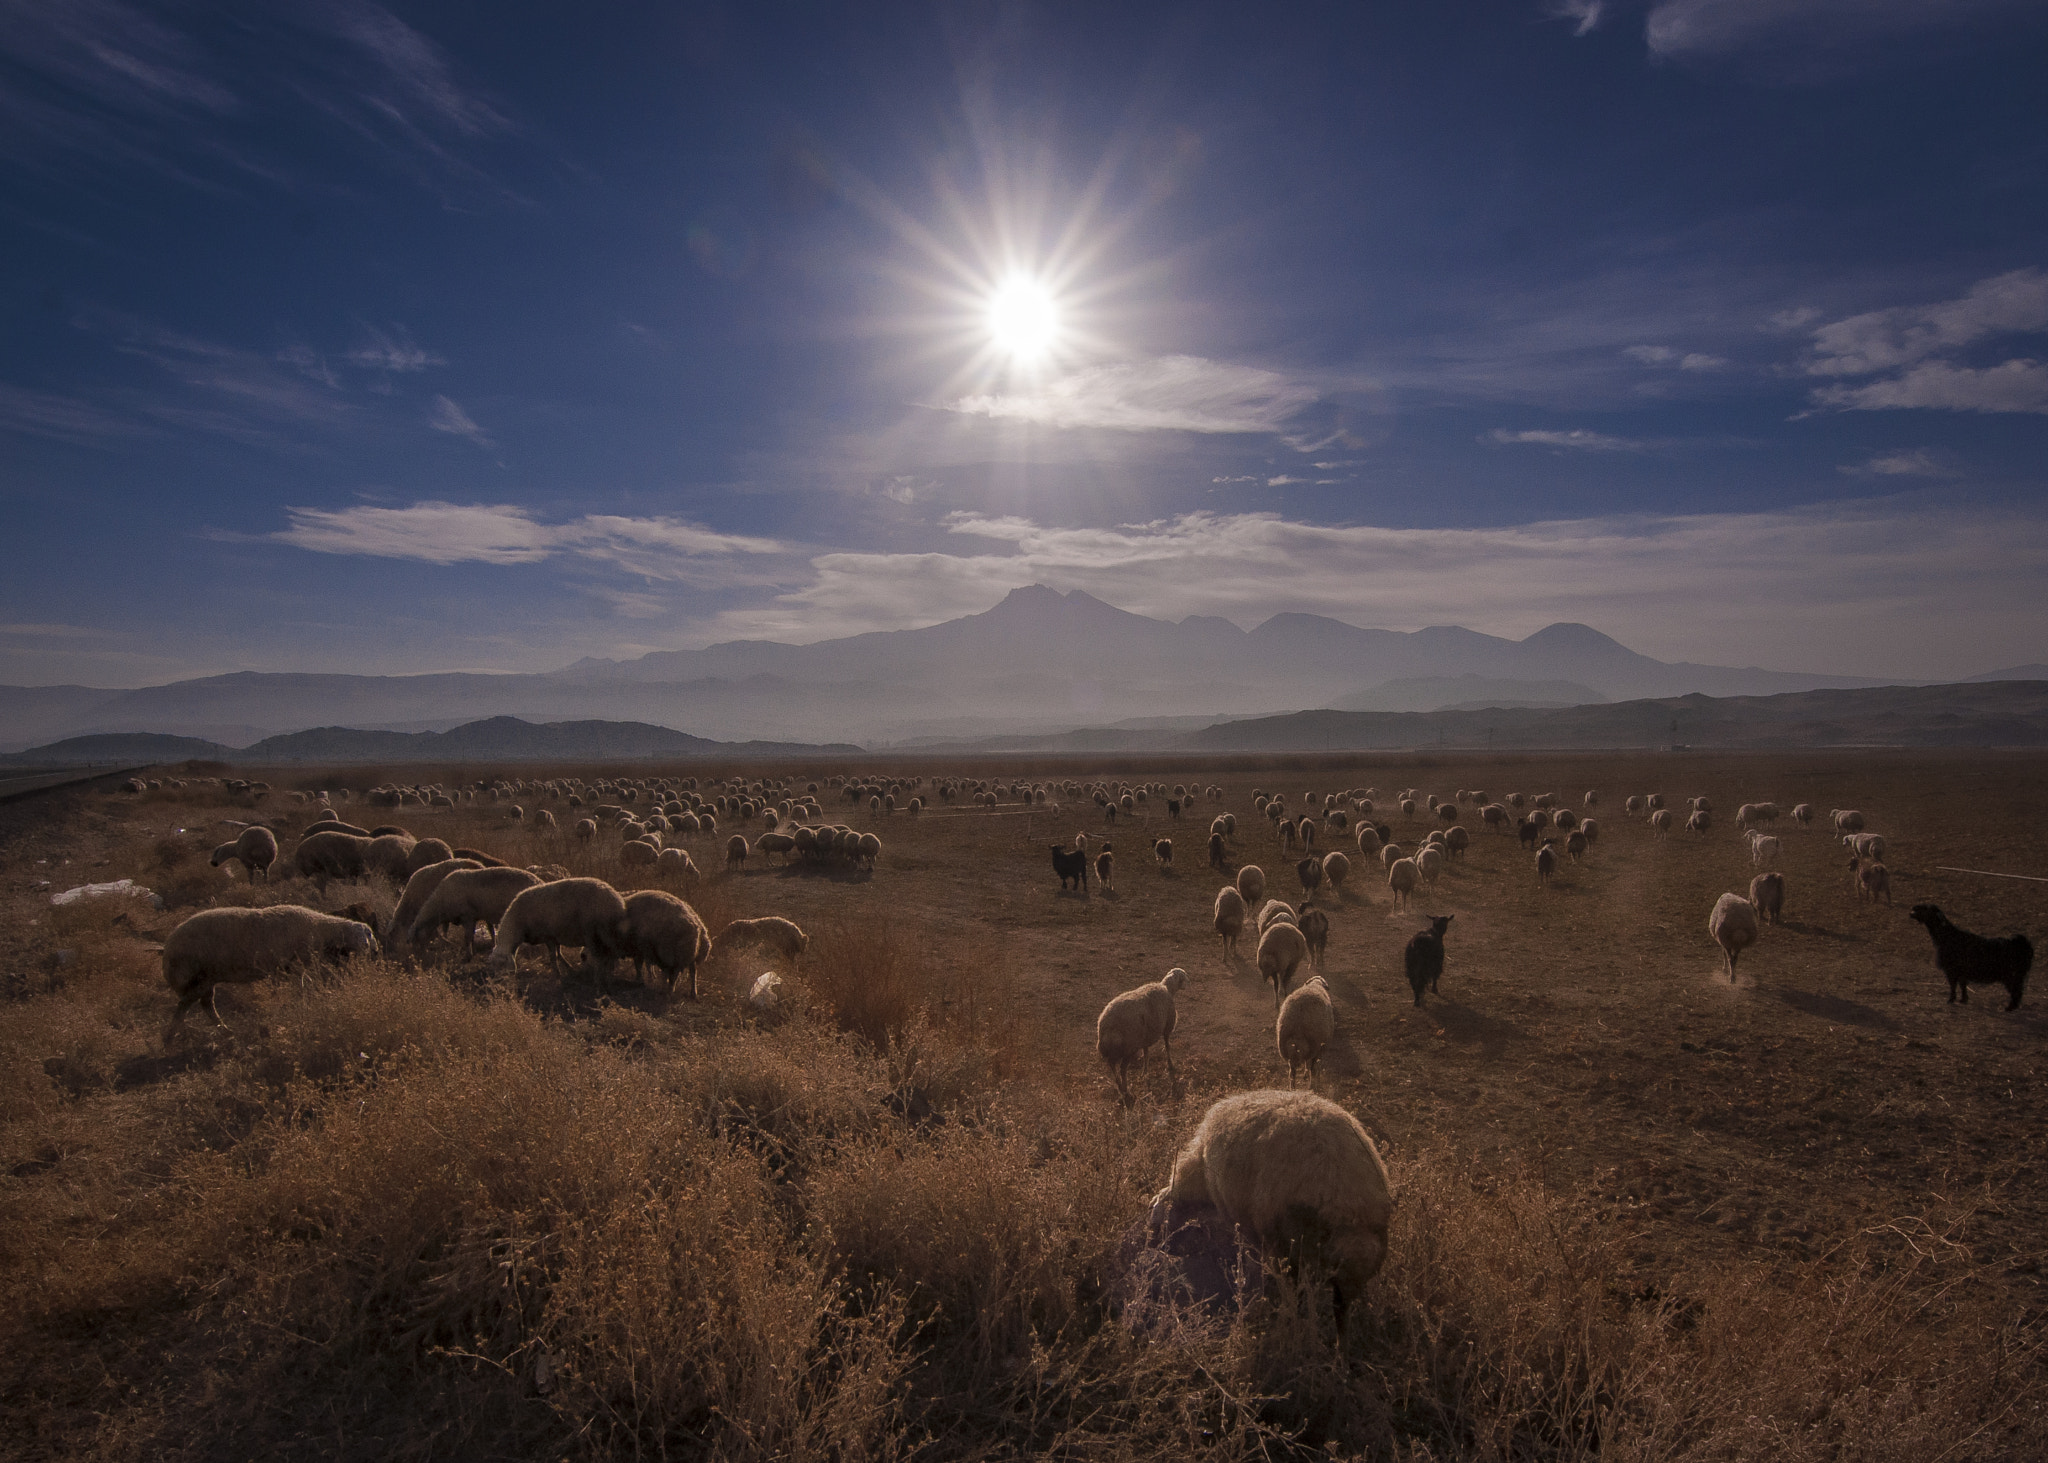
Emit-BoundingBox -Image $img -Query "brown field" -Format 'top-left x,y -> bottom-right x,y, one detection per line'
2,749 -> 2044,1461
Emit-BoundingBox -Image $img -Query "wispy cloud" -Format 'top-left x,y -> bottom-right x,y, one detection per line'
945,355 -> 1326,437
1800,270 -> 2048,415
0,383 -> 149,444
1839,448 -> 1955,477
1485,427 -> 1647,451
346,323 -> 445,373
428,395 -> 492,448
273,501 -> 788,586
1624,344 -> 1727,371
1550,1 -> 1605,38
1644,0 -> 2033,63
704,500 -> 2048,678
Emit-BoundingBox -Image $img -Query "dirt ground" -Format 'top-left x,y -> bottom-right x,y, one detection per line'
6,748 -> 2046,1316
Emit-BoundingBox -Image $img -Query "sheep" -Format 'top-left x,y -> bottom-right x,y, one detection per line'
1583,791 -> 1599,808
1565,829 -> 1587,862
1236,864 -> 1267,907
1535,841 -> 1558,885
1844,832 -> 1886,861
1257,898 -> 1298,935
1687,810 -> 1711,835
1708,893 -> 1759,982
488,878 -> 629,981
1831,808 -> 1866,834
1096,967 -> 1188,1103
574,817 -> 597,843
755,831 -> 798,863
1749,872 -> 1785,926
209,826 -> 279,881
293,830 -> 371,890
404,837 -> 455,876
856,832 -> 882,867
161,905 -> 377,1036
387,857 -> 483,946
1380,842 -> 1406,869
1257,920 -> 1310,1010
1416,845 -> 1442,884
1213,885 -> 1247,959
1387,857 -> 1419,909
1052,844 -> 1089,892
621,839 -> 659,870
1624,795 -> 1644,815
1096,847 -> 1116,894
726,834 -> 751,872
1276,975 -> 1334,1088
303,818 -> 371,838
1791,803 -> 1815,826
1296,855 -> 1323,898
536,809 -> 558,831
609,890 -> 714,997
410,866 -> 543,952
1579,818 -> 1598,845
1646,794 -> 1665,811
1649,809 -> 1673,838
716,916 -> 810,970
1355,824 -> 1382,858
1321,850 -> 1350,894
656,847 -> 699,884
1850,856 -> 1891,906
1149,1089 -> 1393,1334
1908,904 -> 2033,1010
1299,905 -> 1330,967
1154,837 -> 1173,871
1750,833 -> 1782,868
1517,818 -> 1540,851
1402,913 -> 1453,1006
1208,831 -> 1228,870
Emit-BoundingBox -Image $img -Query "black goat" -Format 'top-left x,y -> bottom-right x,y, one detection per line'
1909,904 -> 2032,1010
1404,915 -> 1453,1007
1050,844 -> 1089,893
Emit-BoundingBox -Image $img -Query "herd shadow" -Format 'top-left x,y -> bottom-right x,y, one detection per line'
1769,986 -> 1899,1031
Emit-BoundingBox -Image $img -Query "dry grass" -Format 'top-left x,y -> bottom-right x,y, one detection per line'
1,756 -> 2043,1460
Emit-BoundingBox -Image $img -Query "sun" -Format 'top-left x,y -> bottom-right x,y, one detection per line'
987,274 -> 1061,365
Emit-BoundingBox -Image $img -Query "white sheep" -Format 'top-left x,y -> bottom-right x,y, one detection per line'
1708,892 -> 1759,982
488,878 -> 629,980
1257,898 -> 1298,935
1257,920 -> 1310,1009
1213,885 -> 1247,959
1850,856 -> 1891,906
1791,803 -> 1814,827
1649,809 -> 1673,838
1321,850 -> 1350,894
1387,857 -> 1419,909
1276,974 -> 1334,1087
388,856 -> 483,946
1096,967 -> 1189,1103
716,916 -> 810,970
1355,824 -> 1382,858
1749,871 -> 1785,926
1844,832 -> 1885,861
1831,808 -> 1866,834
1416,845 -> 1442,884
1299,905 -> 1330,967
1236,864 -> 1267,907
162,904 -> 377,1036
209,826 -> 279,881
411,866 -> 543,952
1150,1089 -> 1393,1333
1749,833 -> 1782,868
609,890 -> 713,997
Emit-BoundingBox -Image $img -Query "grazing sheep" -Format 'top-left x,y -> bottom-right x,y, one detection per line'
1207,831 -> 1229,871
1517,818 -> 1540,851
1052,844 -> 1090,893
489,878 -> 630,981
574,817 -> 597,843
1584,791 -> 1599,808
1150,1089 -> 1393,1334
1624,795 -> 1645,815
404,837 -> 455,877
1831,808 -> 1866,834
1646,794 -> 1665,811
410,866 -> 543,952
1579,818 -> 1598,845
162,905 -> 377,1035
1276,975 -> 1334,1087
1257,921 -> 1310,1010
755,831 -> 798,863
293,830 -> 371,890
1096,967 -> 1189,1103
856,832 -> 882,867
621,839 -> 659,870
1565,829 -> 1587,862
1237,864 -> 1267,907
726,834 -> 751,872
1387,857 -> 1419,909
1096,848 -> 1116,894
1257,898 -> 1298,935
1844,832 -> 1886,861
1750,834 -> 1782,868
451,847 -> 509,868
1749,871 -> 1785,926
1416,846 -> 1442,884
1299,905 -> 1330,967
1214,885 -> 1248,959
1380,842 -> 1406,869
1791,803 -> 1815,826
610,890 -> 714,997
1322,850 -> 1350,893
1649,809 -> 1673,838
387,857 -> 483,946
1155,837 -> 1174,871
1708,893 -> 1759,982
303,818 -> 371,838
1687,810 -> 1711,835
1296,856 -> 1323,898
1404,914 -> 1452,1006
209,826 -> 279,881
1850,856 -> 1891,906
1535,841 -> 1557,885
1355,824 -> 1383,857
1909,904 -> 2033,1010
657,847 -> 699,884
716,916 -> 811,970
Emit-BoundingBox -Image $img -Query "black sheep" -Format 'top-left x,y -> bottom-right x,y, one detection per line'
1050,844 -> 1089,893
1909,904 -> 2033,1010
1404,915 -> 1453,1007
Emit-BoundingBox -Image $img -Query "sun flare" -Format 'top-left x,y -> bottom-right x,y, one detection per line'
987,274 -> 1061,364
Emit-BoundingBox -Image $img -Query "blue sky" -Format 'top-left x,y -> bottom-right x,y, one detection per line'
3,0 -> 2046,686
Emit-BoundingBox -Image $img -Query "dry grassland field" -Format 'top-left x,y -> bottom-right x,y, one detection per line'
2,750 -> 2045,1461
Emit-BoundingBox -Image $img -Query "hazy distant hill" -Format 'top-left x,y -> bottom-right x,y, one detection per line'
0,585 -> 1947,751
1,717 -> 862,767
1329,675 -> 1608,713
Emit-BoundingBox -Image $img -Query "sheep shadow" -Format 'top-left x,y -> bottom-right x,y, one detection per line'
1770,987 -> 1899,1031
1781,920 -> 1857,943
1422,998 -> 1520,1059
113,1045 -> 222,1090
772,861 -> 873,884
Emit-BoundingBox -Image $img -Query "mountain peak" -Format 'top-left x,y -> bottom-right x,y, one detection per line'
1520,622 -> 1627,652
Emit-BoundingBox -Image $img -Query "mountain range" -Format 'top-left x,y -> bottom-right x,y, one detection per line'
0,585 -> 2015,753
